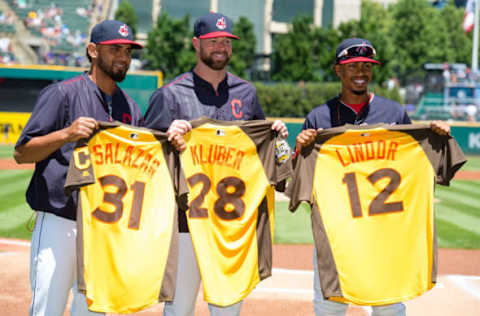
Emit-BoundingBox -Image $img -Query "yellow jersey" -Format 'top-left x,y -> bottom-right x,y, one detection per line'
288,124 -> 466,305
180,117 -> 292,306
65,121 -> 187,313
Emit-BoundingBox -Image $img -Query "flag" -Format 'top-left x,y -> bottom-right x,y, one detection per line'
463,0 -> 475,33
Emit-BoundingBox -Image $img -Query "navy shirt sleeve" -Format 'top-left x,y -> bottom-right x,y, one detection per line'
251,92 -> 266,120
144,88 -> 174,131
16,84 -> 67,148
303,112 -> 317,130
401,110 -> 412,124
302,104 -> 331,130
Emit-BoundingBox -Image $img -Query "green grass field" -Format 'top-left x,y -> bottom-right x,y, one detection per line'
273,178 -> 480,249
1,145 -> 479,248
0,145 -> 13,159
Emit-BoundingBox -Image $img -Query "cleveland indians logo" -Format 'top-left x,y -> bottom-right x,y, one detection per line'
118,24 -> 129,37
231,99 -> 243,118
216,17 -> 227,30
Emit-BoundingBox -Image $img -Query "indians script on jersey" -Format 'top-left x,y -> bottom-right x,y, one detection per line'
181,117 -> 292,307
288,124 -> 466,306
65,122 -> 186,313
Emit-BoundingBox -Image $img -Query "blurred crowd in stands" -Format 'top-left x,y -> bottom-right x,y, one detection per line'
0,10 -> 16,64
443,63 -> 479,122
0,0 -> 102,66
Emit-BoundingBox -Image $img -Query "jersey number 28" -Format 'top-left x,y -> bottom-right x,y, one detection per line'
187,173 -> 246,220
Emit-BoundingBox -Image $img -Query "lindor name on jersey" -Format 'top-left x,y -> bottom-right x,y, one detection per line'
335,139 -> 399,167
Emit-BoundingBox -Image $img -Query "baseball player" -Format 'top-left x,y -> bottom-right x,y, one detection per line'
144,12 -> 288,316
294,38 -> 451,316
14,20 -> 143,316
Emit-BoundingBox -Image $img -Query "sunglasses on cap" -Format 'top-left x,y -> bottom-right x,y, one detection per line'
336,44 -> 376,63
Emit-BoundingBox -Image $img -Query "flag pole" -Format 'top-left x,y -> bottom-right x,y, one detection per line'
473,0 -> 479,72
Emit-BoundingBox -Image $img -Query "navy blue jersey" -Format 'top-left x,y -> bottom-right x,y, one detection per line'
303,94 -> 411,130
16,73 -> 144,220
144,70 -> 266,232
144,70 -> 265,131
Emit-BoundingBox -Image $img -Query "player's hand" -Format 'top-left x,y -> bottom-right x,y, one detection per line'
430,120 -> 450,136
170,134 -> 187,152
65,117 -> 98,142
296,129 -> 318,148
272,120 -> 288,138
167,120 -> 192,141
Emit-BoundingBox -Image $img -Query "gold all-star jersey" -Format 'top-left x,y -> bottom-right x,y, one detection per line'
180,118 -> 292,306
64,122 -> 187,313
288,124 -> 466,306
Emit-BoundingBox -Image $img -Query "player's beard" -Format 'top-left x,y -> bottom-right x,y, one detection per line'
97,53 -> 129,82
200,49 -> 231,71
352,89 -> 367,96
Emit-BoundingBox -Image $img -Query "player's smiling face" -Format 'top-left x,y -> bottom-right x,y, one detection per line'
335,62 -> 373,95
96,44 -> 132,82
197,37 -> 232,70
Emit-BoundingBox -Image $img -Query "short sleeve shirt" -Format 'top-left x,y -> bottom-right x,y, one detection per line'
16,73 -> 144,220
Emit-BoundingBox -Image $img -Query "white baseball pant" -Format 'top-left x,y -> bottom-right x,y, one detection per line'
29,211 -> 103,316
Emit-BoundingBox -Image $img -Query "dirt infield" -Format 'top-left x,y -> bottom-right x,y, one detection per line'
0,159 -> 34,170
454,170 -> 480,180
1,240 -> 479,316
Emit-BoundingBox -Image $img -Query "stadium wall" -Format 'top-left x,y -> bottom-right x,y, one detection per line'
1,64 -> 479,155
0,64 -> 162,144
279,120 -> 480,155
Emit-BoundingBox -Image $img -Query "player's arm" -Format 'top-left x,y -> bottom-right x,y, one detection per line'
250,90 -> 288,138
144,88 -> 175,132
144,87 -> 192,152
14,117 -> 98,163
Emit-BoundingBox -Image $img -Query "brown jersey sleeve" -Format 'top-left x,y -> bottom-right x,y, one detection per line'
435,135 -> 467,185
400,125 -> 467,186
240,120 -> 293,187
287,143 -> 318,212
156,130 -> 189,210
64,139 -> 96,195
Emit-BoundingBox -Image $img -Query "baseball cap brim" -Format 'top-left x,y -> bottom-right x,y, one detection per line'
98,39 -> 143,49
199,31 -> 240,39
339,57 -> 380,64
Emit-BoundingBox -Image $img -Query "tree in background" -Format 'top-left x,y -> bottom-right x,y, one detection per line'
389,0 -> 446,81
272,16 -> 323,82
439,0 -> 472,65
139,1 -> 471,87
142,13 -> 196,80
114,1 -> 138,39
311,26 -> 340,82
230,17 -> 256,78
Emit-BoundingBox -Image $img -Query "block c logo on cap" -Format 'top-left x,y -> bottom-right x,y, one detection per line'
118,24 -> 129,37
216,17 -> 227,30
